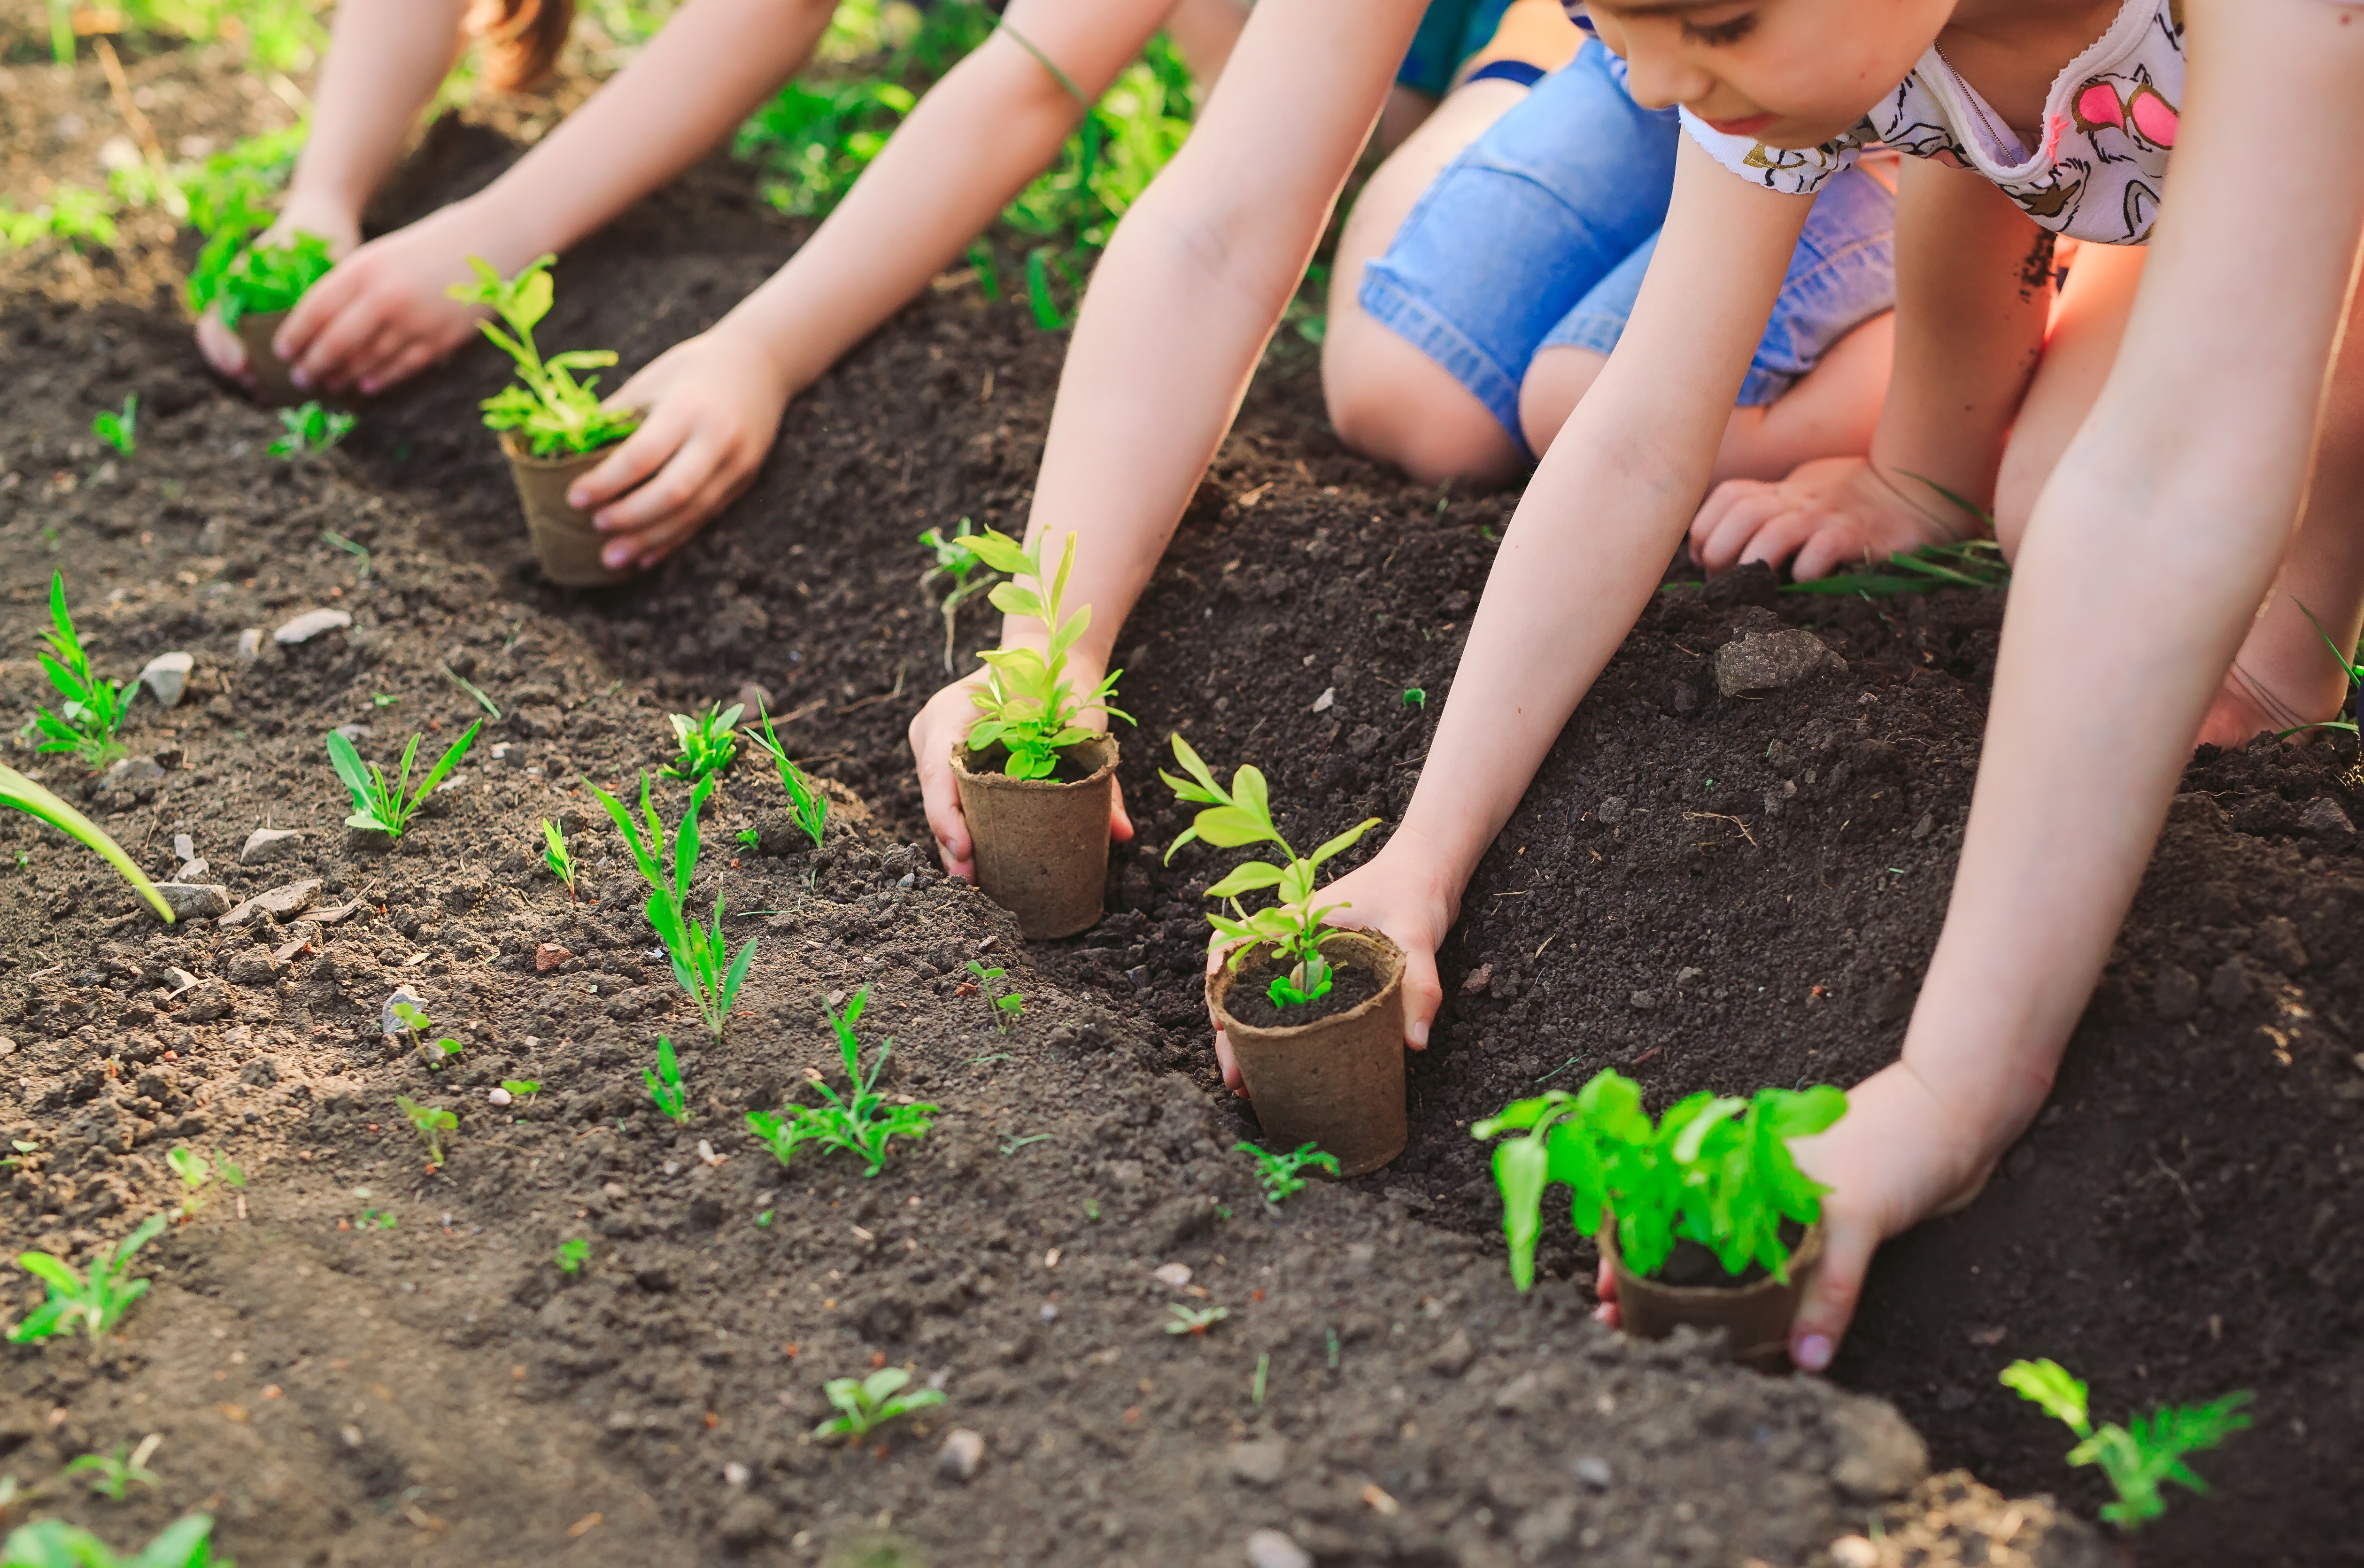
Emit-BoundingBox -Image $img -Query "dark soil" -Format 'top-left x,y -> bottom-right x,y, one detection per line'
1222,953 -> 1387,1034
3,32 -> 2356,1568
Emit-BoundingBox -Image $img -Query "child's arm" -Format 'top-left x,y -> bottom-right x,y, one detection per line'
907,0 -> 1430,877
276,0 -> 836,396
1687,154 -> 2053,579
567,0 -> 1213,569
1784,0 -> 2364,1372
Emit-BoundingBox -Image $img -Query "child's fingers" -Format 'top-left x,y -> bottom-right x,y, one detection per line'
1397,939 -> 1442,1050
195,309 -> 246,378
911,687 -> 977,878
1593,1257 -> 1621,1327
275,260 -> 372,372
1109,777 -> 1135,844
626,463 -> 757,569
287,292 -> 394,392
1789,518 -> 1885,583
1691,485 -> 1791,575
358,339 -> 444,398
1788,1208 -> 1877,1374
576,411 -> 690,514
1733,507 -> 1835,576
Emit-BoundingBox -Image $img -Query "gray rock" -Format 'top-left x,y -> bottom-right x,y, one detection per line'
936,1427 -> 986,1482
100,756 -> 165,791
1594,796 -> 1629,826
151,883 -> 230,921
381,987 -> 426,1037
1346,723 -> 1384,757
273,608 -> 353,644
235,628 -> 265,664
1244,1529 -> 1312,1568
333,723 -> 372,744
172,834 -> 195,863
2301,797 -> 2355,838
1426,1330 -> 1476,1378
240,827 -> 305,865
227,950 -> 279,987
1224,1437 -> 1289,1487
714,1496 -> 776,1552
1571,1455 -> 1614,1490
1714,628 -> 1846,697
138,652 -> 194,708
178,979 -> 234,1022
1629,990 -> 1658,1011
1829,1397 -> 1929,1501
1310,686 -> 1335,713
218,879 -> 322,930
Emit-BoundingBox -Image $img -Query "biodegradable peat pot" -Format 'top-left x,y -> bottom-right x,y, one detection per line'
1601,1220 -> 1823,1373
235,310 -> 304,407
1207,930 -> 1408,1178
951,733 -> 1117,938
500,431 -> 631,588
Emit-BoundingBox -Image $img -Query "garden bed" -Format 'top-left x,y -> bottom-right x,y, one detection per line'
4,36 -> 2360,1568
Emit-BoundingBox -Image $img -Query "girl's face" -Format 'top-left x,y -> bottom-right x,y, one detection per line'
1588,0 -> 1952,146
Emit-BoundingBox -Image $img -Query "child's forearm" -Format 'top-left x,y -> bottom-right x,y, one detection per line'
280,0 -> 471,229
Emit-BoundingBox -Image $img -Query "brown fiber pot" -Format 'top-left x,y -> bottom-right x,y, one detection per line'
951,733 -> 1117,939
501,431 -> 631,588
235,310 -> 304,407
1601,1221 -> 1823,1373
1207,930 -> 1408,1178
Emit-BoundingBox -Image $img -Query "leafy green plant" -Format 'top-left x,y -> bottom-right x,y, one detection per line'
661,703 -> 741,782
0,1512 -> 230,1568
390,1001 -> 462,1069
162,1148 -> 242,1220
7,1214 -> 168,1346
645,1036 -> 691,1124
965,961 -> 1022,1032
1472,1070 -> 1846,1291
745,986 -> 936,1177
918,519 -> 1001,670
501,1079 -> 541,1105
1238,1140 -> 1338,1204
1778,538 -> 2010,600
1161,733 -> 1380,1009
394,1096 -> 456,1169
0,185 -> 120,253
2000,1359 -> 2251,1528
91,396 -> 138,457
0,765 -> 172,922
811,1366 -> 944,1443
446,255 -> 641,457
210,231 -> 333,328
540,820 -> 580,898
356,1208 -> 395,1230
743,706 -> 828,850
555,1238 -> 589,1274
958,527 -> 1129,779
735,76 -> 916,217
64,1436 -> 161,1502
269,401 -> 353,458
1164,1304 -> 1228,1336
31,572 -> 131,771
586,773 -> 757,1039
324,719 -> 481,839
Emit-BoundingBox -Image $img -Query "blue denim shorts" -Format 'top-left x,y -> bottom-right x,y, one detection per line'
1360,42 -> 1897,453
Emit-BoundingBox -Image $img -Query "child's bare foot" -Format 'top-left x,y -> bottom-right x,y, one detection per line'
2195,659 -> 2341,749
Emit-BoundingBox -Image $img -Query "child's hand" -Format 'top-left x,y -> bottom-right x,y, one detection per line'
907,667 -> 1134,882
194,205 -> 362,384
1689,456 -> 1970,581
566,331 -> 795,570
271,200 -> 501,396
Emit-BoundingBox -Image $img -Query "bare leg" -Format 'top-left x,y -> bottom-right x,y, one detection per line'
1162,0 -> 1251,88
1993,243 -> 2147,556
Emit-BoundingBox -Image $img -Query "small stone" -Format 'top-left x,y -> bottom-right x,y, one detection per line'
381,988 -> 425,1036
1311,687 -> 1335,713
1629,990 -> 1658,1011
236,629 -> 264,664
2206,959 -> 2249,1012
1346,723 -> 1384,757
722,1461 -> 751,1488
535,942 -> 572,973
1830,1538 -> 1879,1568
100,756 -> 165,791
219,879 -> 321,930
160,966 -> 200,995
736,682 -> 774,718
1460,963 -> 1493,996
340,1425 -> 364,1449
1224,1437 -> 1289,1487
273,608 -> 353,644
152,883 -> 230,921
1714,628 -> 1846,698
178,980 -> 234,1022
137,652 -> 194,708
2301,797 -> 2355,838
2153,966 -> 2200,1023
333,723 -> 372,743
226,950 -> 278,987
1152,1262 -> 1193,1289
1426,1330 -> 1476,1378
936,1428 -> 986,1482
1594,796 -> 1629,826
1244,1529 -> 1312,1568
1572,1455 -> 1614,1490
487,1087 -> 513,1107
1828,1397 -> 1928,1501
715,1495 -> 776,1551
240,828 -> 305,865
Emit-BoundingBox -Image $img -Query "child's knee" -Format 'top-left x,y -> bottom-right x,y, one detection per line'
1517,346 -> 1607,458
1327,332 -> 1520,487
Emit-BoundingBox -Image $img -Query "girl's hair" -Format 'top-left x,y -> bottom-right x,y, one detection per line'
470,0 -> 578,94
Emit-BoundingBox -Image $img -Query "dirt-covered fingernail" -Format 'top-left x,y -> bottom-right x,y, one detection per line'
1794,1334 -> 1834,1372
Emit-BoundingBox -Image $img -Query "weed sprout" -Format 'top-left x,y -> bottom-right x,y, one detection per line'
645,1036 -> 692,1124
556,1238 -> 590,1274
390,1001 -> 462,1069
7,1213 -> 168,1346
270,400 -> 355,458
662,703 -> 742,782
1164,1304 -> 1228,1336
395,1096 -> 456,1169
0,1513 -> 226,1568
812,1367 -> 944,1443
91,394 -> 138,456
2001,1358 -> 2251,1528
64,1435 -> 162,1502
325,719 -> 482,839
587,773 -> 757,1039
163,1147 -> 243,1220
31,572 -> 130,771
745,987 -> 936,1177
743,705 -> 829,850
540,820 -> 580,898
1237,1140 -> 1337,1204
918,518 -> 1001,670
965,961 -> 1022,1033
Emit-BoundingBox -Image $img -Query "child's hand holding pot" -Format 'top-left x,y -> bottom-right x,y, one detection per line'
907,662 -> 1134,884
566,329 -> 797,571
271,199 -> 511,396
1690,456 -> 1977,582
193,202 -> 362,386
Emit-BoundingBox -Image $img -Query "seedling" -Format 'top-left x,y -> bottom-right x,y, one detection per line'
1237,1140 -> 1338,1204
745,986 -> 936,1177
1164,1304 -> 1228,1336
91,395 -> 138,456
586,772 -> 757,1039
162,1147 -> 242,1220
742,706 -> 828,850
556,1239 -> 590,1274
324,719 -> 482,839
389,1001 -> 462,1069
812,1366 -> 944,1443
965,961 -> 1023,1033
2001,1359 -> 2251,1528
1474,1070 -> 1845,1291
1402,687 -> 1425,709
645,1036 -> 691,1124
957,527 -> 1131,779
270,401 -> 355,458
661,703 -> 742,782
210,229 -> 334,326
2,1140 -> 36,1171
0,763 -> 173,921
32,572 -> 130,771
501,1080 -> 541,1105
918,518 -> 1002,670
65,1436 -> 161,1502
446,254 -> 640,456
540,820 -> 579,898
322,529 -> 371,576
1252,1353 -> 1269,1405
0,1513 -> 226,1568
999,1133 -> 1051,1157
394,1095 -> 456,1168
357,1209 -> 396,1230
1161,733 -> 1380,1008
7,1213 -> 168,1346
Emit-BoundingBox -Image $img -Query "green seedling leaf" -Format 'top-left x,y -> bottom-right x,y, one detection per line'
811,1366 -> 944,1443
646,1035 -> 691,1124
1164,1303 -> 1228,1336
213,229 -> 333,326
1,1510 -> 227,1568
2001,1358 -> 2250,1529
540,819 -> 579,897
65,1435 -> 161,1502
662,703 -> 742,782
1237,1140 -> 1338,1205
586,773 -> 755,1039
8,1213 -> 168,1346
918,518 -> 1003,670
92,394 -> 138,456
746,985 -> 936,1178
742,706 -> 829,850
964,961 -> 1023,1033
556,1238 -> 590,1274
271,402 -> 355,458
446,255 -> 641,457
961,528 -> 1130,779
394,1096 -> 456,1168
323,720 -> 479,838
0,762 -> 171,921
31,572 -> 131,772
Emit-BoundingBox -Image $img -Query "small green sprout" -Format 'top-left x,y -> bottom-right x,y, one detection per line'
7,1213 -> 168,1346
1402,687 -> 1425,709
65,1436 -> 161,1502
1252,1352 -> 1269,1406
390,1001 -> 462,1068
358,1209 -> 396,1230
2001,1359 -> 2251,1529
1161,732 -> 1380,1009
746,986 -> 936,1178
812,1367 -> 944,1443
661,703 -> 742,782
445,255 -> 640,456
325,719 -> 482,839
162,1147 -> 242,1219
501,1080 -> 541,1105
556,1238 -> 590,1274
735,828 -> 760,848
32,572 -> 130,772
1083,1197 -> 1101,1222
999,1133 -> 1051,1157
540,819 -> 579,898
1237,1140 -> 1338,1204
91,395 -> 138,456
3,1140 -> 38,1170
1164,1304 -> 1228,1336
0,1512 -> 227,1568
958,527 -> 1131,779
270,401 -> 355,458
321,529 -> 371,576
755,1209 -> 773,1228
918,518 -> 1002,670
742,706 -> 828,850
646,1036 -> 691,1124
586,772 -> 757,1040
394,1096 -> 456,1168
371,693 -> 400,708
965,961 -> 1023,1033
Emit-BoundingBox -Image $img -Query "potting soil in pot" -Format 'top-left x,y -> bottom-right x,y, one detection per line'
1217,950 -> 1386,1031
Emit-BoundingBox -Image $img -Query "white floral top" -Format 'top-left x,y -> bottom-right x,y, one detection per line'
1677,0 -> 2183,245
